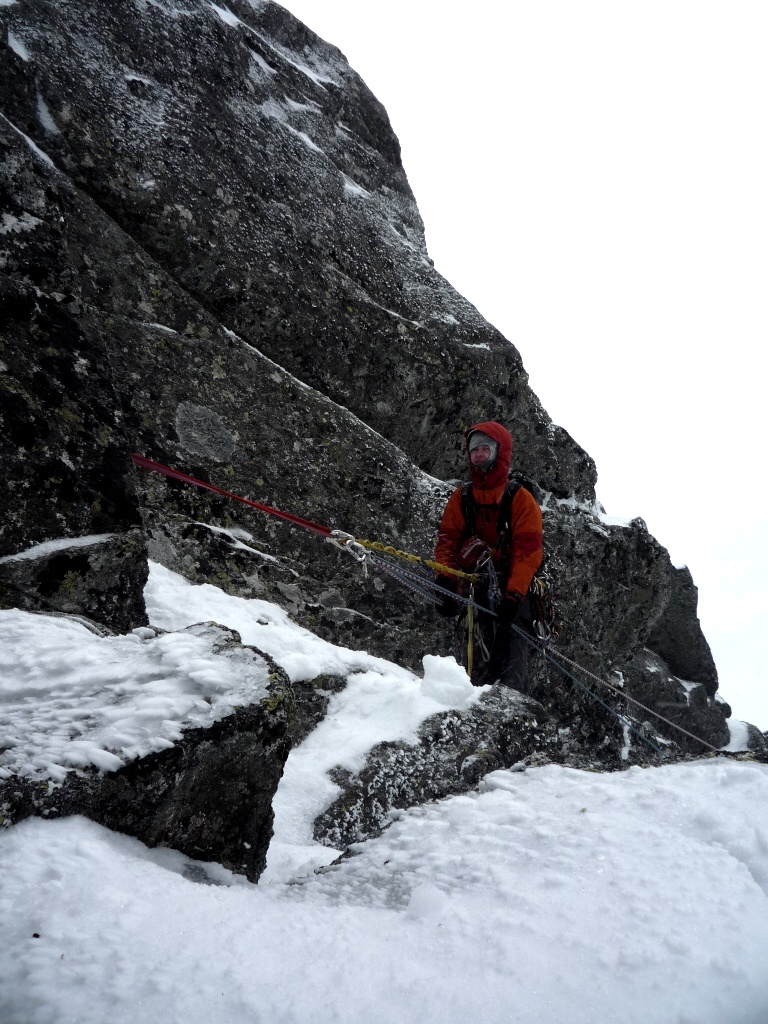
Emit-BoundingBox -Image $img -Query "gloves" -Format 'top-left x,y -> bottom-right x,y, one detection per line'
497,596 -> 522,629
435,577 -> 459,617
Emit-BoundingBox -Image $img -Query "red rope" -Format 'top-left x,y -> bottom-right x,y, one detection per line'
130,454 -> 332,537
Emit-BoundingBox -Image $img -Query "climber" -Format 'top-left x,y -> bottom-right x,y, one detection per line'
434,421 -> 543,693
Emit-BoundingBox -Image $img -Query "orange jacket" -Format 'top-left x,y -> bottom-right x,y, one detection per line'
434,421 -> 543,599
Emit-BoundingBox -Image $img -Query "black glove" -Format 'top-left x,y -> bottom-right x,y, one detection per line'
435,578 -> 459,617
497,597 -> 522,629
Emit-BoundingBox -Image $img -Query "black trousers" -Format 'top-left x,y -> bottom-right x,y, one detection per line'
467,594 -> 535,695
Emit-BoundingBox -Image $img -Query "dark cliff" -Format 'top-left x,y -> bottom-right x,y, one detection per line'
0,0 -> 746,763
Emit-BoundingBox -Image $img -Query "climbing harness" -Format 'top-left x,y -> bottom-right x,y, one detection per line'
131,454 -> 723,758
458,476 -> 559,650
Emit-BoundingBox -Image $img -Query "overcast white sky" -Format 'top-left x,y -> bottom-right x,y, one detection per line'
281,1 -> 767,730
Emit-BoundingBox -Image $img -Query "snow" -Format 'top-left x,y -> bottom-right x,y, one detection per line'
725,719 -> 752,752
249,49 -> 276,75
0,113 -> 56,168
208,2 -> 241,28
0,611 -> 271,781
342,173 -> 370,198
0,533 -> 114,564
145,565 -> 481,866
284,56 -> 335,89
287,125 -> 324,153
1,761 -> 767,1024
36,92 -> 60,134
596,510 -> 636,527
193,520 -> 285,563
284,95 -> 321,113
143,321 -> 178,333
1,565 -> 767,1022
7,29 -> 29,61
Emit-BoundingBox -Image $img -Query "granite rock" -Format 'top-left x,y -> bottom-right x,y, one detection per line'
0,619 -> 292,881
0,0 -> 742,779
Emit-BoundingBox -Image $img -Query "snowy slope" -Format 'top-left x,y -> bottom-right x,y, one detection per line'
2,762 -> 766,1024
1,565 -> 767,1024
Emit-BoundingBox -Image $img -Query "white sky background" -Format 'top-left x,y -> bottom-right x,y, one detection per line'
281,0 -> 768,730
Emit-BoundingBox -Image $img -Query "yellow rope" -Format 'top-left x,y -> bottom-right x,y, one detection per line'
467,596 -> 475,677
355,539 -> 479,582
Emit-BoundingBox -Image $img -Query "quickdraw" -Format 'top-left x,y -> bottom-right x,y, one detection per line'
529,571 -> 560,645
326,530 -> 370,575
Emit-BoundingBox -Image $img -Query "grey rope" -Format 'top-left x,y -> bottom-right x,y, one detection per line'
341,542 -> 723,755
546,645 -> 722,753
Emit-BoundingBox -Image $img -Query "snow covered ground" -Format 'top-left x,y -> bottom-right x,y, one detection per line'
1,564 -> 767,1024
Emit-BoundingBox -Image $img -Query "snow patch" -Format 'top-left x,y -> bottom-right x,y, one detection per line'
596,511 -> 636,528
36,93 -> 60,134
209,2 -> 241,27
0,534 -> 115,564
420,654 -> 481,707
286,126 -> 324,154
724,719 -> 751,752
194,521 -> 285,566
0,114 -> 56,168
7,29 -> 29,61
0,610 -> 272,781
250,50 -> 276,75
260,97 -> 287,123
247,27 -> 339,89
284,57 -> 334,89
342,174 -> 370,198
143,321 -> 178,334
284,96 -> 321,113
620,721 -> 632,760
679,679 -> 702,704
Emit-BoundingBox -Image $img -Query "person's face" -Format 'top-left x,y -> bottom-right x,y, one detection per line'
469,444 -> 493,468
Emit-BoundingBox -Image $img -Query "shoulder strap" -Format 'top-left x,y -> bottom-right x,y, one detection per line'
460,482 -> 475,535
498,481 -> 522,538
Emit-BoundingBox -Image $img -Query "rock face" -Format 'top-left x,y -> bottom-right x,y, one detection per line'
314,687 -> 556,849
646,566 -> 718,695
0,0 -> 738,776
0,620 -> 292,881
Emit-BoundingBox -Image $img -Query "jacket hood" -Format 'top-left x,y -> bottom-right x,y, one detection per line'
465,421 -> 512,489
